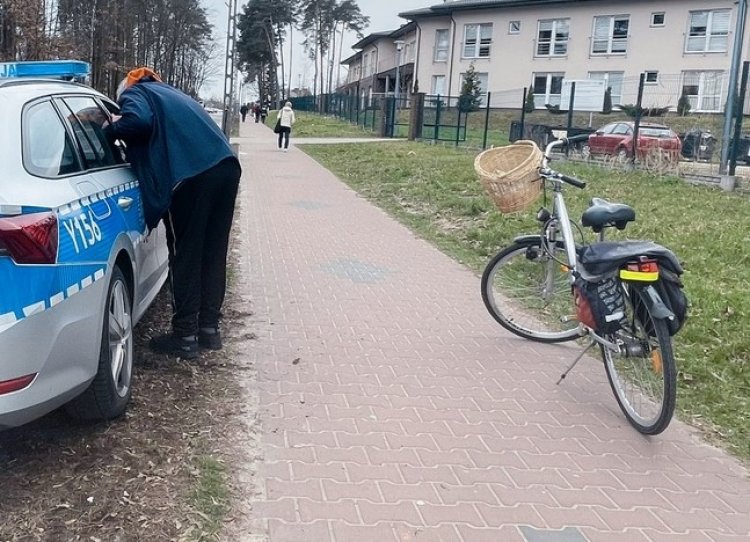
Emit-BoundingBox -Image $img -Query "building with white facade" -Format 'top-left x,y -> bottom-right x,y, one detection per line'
341,0 -> 746,113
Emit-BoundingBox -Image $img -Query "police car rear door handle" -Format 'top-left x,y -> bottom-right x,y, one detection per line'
118,196 -> 133,210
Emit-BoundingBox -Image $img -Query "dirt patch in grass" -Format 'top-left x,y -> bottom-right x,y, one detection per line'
0,257 -> 259,541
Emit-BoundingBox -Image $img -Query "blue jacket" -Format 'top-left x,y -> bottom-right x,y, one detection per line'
106,80 -> 238,229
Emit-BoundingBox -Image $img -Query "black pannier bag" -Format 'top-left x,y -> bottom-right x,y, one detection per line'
573,274 -> 626,334
578,241 -> 687,336
656,267 -> 688,336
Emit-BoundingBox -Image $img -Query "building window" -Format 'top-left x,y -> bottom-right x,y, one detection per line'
682,71 -> 724,112
362,53 -> 369,76
463,23 -> 493,58
509,21 -> 521,34
431,75 -> 446,95
651,12 -> 665,27
408,40 -> 416,62
588,71 -> 624,106
370,52 -> 377,76
536,19 -> 569,56
645,71 -> 659,84
592,15 -> 629,54
686,10 -> 730,53
533,73 -> 564,107
435,29 -> 450,61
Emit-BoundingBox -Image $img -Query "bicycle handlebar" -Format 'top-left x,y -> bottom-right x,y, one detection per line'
558,173 -> 587,189
540,137 -> 588,189
540,167 -> 587,189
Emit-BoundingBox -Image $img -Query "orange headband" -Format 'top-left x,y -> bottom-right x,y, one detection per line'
124,67 -> 161,89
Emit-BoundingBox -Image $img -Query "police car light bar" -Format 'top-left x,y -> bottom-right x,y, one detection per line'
0,60 -> 91,81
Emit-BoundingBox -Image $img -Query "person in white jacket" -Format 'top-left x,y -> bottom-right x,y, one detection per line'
276,101 -> 296,151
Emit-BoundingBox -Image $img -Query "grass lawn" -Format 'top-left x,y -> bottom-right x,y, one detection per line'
301,140 -> 750,461
269,110 -> 376,138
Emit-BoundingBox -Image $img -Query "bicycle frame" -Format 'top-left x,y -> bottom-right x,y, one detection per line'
539,139 -> 620,350
541,139 -> 580,275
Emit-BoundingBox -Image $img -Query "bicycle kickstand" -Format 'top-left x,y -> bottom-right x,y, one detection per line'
557,340 -> 596,385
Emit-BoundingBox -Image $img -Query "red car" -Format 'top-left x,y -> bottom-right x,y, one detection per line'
583,121 -> 682,161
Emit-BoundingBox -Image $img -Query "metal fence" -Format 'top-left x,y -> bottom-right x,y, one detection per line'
290,68 -> 750,183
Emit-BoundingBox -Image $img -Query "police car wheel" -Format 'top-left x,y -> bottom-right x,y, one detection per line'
66,266 -> 133,421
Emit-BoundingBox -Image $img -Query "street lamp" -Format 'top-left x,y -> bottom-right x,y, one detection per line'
394,40 -> 405,107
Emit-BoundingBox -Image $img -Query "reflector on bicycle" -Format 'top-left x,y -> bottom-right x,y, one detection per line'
619,259 -> 659,282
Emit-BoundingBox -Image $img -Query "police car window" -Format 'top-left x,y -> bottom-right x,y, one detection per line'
60,96 -> 121,168
23,101 -> 81,177
98,98 -> 128,163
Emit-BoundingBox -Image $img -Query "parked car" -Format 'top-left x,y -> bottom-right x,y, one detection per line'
582,121 -> 682,161
0,61 -> 169,429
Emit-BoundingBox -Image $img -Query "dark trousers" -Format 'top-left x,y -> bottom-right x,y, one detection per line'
278,127 -> 291,149
165,157 -> 241,337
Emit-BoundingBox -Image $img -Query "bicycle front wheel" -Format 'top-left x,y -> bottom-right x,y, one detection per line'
481,238 -> 581,343
602,285 -> 677,435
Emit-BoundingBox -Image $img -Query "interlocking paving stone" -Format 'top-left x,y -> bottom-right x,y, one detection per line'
232,121 -> 750,541
520,526 -> 589,542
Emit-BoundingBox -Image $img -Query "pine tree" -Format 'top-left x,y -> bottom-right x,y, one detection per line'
458,63 -> 482,112
524,86 -> 535,113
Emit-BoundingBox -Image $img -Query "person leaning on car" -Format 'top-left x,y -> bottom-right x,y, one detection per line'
103,67 -> 241,359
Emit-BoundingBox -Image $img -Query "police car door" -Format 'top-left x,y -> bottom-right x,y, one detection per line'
55,95 -> 164,319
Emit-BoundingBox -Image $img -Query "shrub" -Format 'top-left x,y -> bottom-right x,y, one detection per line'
524,87 -> 536,113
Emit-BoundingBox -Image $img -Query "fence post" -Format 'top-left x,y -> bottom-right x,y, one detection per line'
631,73 -> 646,169
482,91 -> 492,149
729,60 -> 750,178
409,92 -> 425,140
434,95 -> 442,142
520,87 -> 528,140
455,107 -> 461,147
379,98 -> 388,136
565,82 -> 576,157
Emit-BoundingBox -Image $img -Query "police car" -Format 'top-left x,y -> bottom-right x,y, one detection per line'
0,61 -> 169,428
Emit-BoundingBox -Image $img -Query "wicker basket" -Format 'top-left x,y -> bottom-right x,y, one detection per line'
474,140 -> 543,213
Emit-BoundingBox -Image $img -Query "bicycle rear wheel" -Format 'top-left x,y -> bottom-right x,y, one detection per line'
602,285 -> 676,435
481,237 -> 581,343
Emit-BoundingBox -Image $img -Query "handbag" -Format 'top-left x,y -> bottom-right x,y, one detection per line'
273,118 -> 282,134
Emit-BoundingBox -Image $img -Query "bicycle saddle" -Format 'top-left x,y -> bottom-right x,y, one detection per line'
581,198 -> 636,232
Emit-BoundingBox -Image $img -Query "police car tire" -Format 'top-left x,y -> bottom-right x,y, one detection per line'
66,266 -> 133,421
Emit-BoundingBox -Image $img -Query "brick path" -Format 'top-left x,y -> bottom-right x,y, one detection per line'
231,120 -> 750,542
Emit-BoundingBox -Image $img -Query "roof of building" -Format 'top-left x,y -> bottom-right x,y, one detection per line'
351,31 -> 393,50
341,51 -> 362,65
390,20 -> 418,39
348,22 -> 417,54
400,0 -> 600,19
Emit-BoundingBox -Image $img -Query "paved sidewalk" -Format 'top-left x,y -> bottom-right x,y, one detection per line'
232,120 -> 750,542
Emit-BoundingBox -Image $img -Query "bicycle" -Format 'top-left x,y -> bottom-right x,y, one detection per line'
480,137 -> 687,435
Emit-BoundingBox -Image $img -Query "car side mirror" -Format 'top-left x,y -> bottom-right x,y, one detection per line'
595,131 -> 603,136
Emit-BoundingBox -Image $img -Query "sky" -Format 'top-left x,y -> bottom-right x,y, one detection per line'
201,0 -> 431,100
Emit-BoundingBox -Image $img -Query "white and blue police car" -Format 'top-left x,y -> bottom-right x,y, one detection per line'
0,60 -> 169,428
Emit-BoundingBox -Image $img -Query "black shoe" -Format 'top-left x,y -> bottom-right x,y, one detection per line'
149,334 -> 199,359
198,327 -> 222,350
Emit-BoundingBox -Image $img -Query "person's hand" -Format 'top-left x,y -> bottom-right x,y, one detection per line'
103,114 -> 122,128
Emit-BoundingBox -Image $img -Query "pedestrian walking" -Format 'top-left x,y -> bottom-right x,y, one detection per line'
260,102 -> 268,124
253,102 -> 260,123
104,67 -> 241,359
276,101 -> 296,152
240,103 -> 248,122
